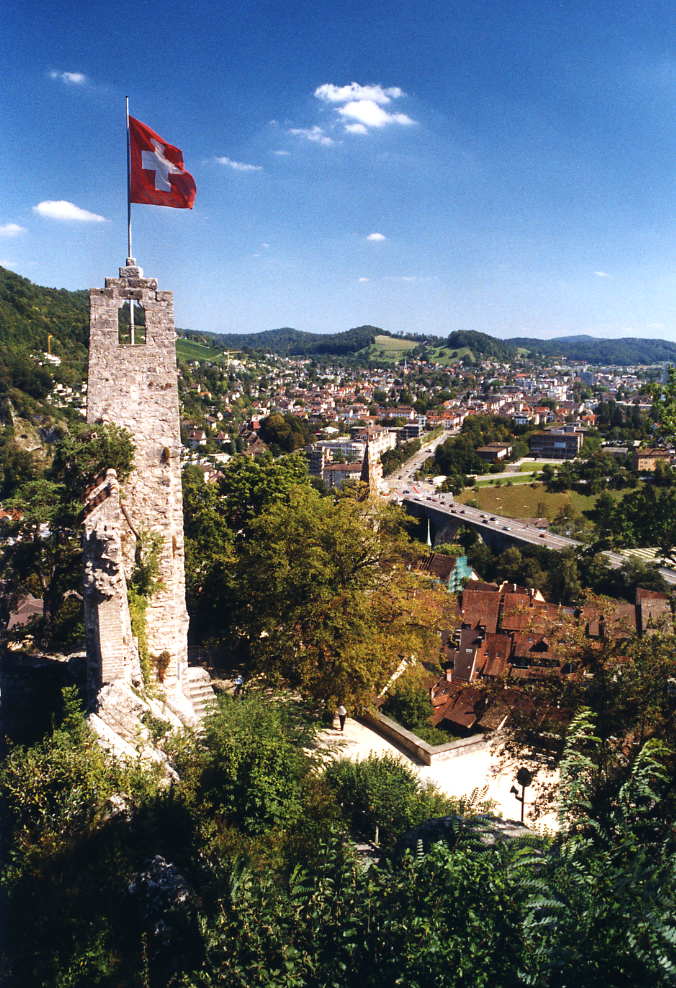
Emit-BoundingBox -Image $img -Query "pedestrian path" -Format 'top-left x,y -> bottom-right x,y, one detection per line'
319,717 -> 559,832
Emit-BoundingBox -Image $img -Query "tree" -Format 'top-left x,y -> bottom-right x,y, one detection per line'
197,693 -> 319,835
650,366 -> 676,439
0,424 -> 135,647
323,754 -> 458,849
182,465 -> 237,643
519,708 -> 675,987
234,488 -> 446,709
217,451 -> 310,532
258,412 -> 310,453
50,422 -> 135,501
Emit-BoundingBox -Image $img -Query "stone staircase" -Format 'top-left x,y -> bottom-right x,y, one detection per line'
186,666 -> 217,722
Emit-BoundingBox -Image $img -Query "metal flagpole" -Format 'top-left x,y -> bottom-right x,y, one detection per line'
125,96 -> 135,342
125,96 -> 133,263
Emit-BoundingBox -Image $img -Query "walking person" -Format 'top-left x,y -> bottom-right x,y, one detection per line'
337,703 -> 347,733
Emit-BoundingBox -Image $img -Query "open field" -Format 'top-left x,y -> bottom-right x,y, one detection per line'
425,345 -> 473,365
365,334 -> 419,361
176,338 -> 224,362
455,481 -> 634,520
516,461 -> 549,471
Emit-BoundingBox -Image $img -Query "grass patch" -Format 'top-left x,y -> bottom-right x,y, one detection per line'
456,482 -> 635,520
176,338 -> 224,362
365,334 -> 419,361
474,473 -> 538,488
516,461 -> 549,472
425,345 -> 473,366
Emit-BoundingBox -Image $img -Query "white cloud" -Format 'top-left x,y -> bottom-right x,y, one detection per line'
49,70 -> 87,85
0,223 -> 25,237
261,242 -> 270,248
594,270 -> 612,278
33,200 -> 107,222
288,126 -> 337,146
366,232 -> 386,242
339,100 -> 413,129
273,149 -> 290,156
315,83 -> 404,105
214,156 -> 262,172
314,82 -> 416,134
358,277 -> 370,283
0,259 -> 15,268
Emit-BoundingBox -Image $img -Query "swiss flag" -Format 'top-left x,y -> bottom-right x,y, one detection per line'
129,116 -> 196,209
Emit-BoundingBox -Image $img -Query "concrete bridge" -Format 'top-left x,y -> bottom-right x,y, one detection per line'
403,492 -> 676,586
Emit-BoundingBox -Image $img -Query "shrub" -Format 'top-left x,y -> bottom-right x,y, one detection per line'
324,753 -> 458,848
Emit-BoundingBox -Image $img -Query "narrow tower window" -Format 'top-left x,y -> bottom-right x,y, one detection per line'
118,300 -> 146,345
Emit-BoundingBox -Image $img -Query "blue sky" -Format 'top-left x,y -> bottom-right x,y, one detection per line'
2,0 -> 675,340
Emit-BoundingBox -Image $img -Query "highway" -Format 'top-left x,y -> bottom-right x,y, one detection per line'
401,488 -> 676,587
385,430 -> 454,495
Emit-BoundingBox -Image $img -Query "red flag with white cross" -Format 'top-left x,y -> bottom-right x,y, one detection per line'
128,116 -> 196,209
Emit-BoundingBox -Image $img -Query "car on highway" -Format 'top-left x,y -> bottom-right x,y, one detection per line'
503,526 -> 511,531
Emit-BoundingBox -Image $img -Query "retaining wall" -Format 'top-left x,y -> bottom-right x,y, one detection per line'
359,709 -> 488,765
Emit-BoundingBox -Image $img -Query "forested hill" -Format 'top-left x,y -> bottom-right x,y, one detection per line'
2,265 -> 675,367
508,334 -> 676,365
0,265 -> 89,402
184,325 -> 397,357
444,330 -> 515,360
0,265 -> 89,354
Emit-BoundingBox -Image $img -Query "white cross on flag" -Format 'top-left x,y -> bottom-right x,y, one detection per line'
129,116 -> 196,209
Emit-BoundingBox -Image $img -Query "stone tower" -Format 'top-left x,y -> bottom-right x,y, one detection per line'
85,261 -> 190,704
360,441 -> 383,497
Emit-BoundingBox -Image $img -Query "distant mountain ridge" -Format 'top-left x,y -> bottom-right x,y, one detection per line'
506,335 -> 676,365
0,266 -> 673,367
188,324 -> 676,365
184,325 -> 394,357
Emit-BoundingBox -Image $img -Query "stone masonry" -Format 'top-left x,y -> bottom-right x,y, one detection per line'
83,469 -> 141,696
85,261 -> 192,711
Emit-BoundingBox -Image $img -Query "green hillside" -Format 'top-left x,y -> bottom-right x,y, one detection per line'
508,334 -> 676,365
363,333 -> 419,360
186,324 -> 395,357
176,338 -> 225,362
0,266 -> 89,408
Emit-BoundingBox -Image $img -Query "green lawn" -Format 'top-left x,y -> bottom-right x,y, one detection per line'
474,473 -> 539,488
176,338 -> 224,362
456,481 -> 636,521
365,334 -> 419,361
516,461 -> 549,472
425,345 -> 473,366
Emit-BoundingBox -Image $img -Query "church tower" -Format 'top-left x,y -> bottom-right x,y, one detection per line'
85,260 -> 190,700
360,440 -> 383,498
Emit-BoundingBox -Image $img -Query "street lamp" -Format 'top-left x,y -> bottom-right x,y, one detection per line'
510,767 -> 533,823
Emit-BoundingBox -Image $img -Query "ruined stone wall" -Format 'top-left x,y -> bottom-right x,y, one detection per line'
83,469 -> 141,694
87,264 -> 189,691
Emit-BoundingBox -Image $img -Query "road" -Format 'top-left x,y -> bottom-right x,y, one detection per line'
385,430 -> 454,495
402,488 -> 676,586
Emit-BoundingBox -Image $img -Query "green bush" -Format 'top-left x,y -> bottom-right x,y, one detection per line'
324,753 -> 458,848
198,693 -> 319,835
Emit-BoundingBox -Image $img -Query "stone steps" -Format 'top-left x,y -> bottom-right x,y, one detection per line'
185,666 -> 217,723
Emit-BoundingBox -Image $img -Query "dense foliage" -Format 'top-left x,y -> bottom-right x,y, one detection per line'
507,333 -> 676,365
1,690 -> 673,987
0,424 -> 135,648
187,325 -> 394,357
258,412 -> 312,452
